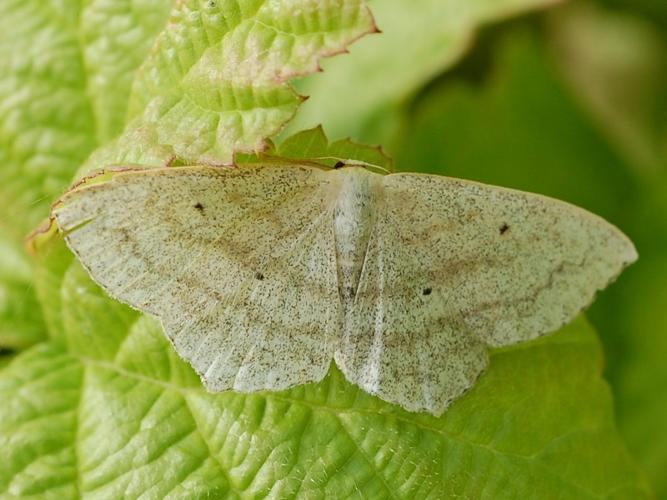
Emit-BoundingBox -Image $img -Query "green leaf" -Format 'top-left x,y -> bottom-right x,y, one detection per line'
80,0 -> 377,172
0,0 -> 173,240
605,249 -> 667,496
0,0 -> 95,348
0,236 -> 650,498
0,1 -> 93,239
239,125 -> 394,170
0,0 -> 174,349
285,0 -> 563,145
0,235 -> 46,349
585,173 -> 667,497
78,0 -> 176,144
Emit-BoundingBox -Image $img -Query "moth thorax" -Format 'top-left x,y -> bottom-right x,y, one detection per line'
333,169 -> 378,308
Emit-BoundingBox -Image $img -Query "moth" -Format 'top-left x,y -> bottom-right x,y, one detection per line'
52,163 -> 636,415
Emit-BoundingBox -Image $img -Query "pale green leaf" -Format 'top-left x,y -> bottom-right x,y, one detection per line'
285,0 -> 563,145
0,0 -> 173,349
0,0 -> 172,240
0,235 -> 45,349
79,0 -> 176,143
80,0 -> 377,172
0,0 -> 92,348
0,0 -> 95,239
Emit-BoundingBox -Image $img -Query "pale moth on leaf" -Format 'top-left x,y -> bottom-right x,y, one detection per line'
51,162 -> 637,415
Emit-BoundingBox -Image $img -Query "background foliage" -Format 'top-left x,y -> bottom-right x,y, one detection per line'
0,0 -> 665,498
